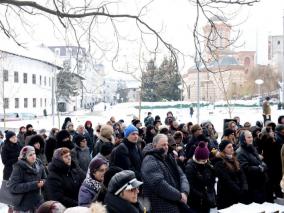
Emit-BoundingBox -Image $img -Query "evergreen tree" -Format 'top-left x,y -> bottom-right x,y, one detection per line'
56,70 -> 80,102
142,57 -> 181,101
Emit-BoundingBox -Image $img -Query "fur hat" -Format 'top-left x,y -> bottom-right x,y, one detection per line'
4,130 -> 16,141
219,140 -> 232,152
56,130 -> 70,143
28,134 -> 44,147
124,125 -> 138,138
19,145 -> 35,160
194,142 -> 209,161
100,125 -> 114,139
64,207 -> 90,213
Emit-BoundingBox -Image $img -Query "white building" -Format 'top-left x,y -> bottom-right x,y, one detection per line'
268,35 -> 284,72
0,44 -> 61,117
48,46 -> 105,110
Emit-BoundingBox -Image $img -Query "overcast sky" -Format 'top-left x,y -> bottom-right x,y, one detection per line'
1,0 -> 284,73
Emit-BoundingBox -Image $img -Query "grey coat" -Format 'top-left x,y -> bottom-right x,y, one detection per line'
8,159 -> 46,211
141,145 -> 189,213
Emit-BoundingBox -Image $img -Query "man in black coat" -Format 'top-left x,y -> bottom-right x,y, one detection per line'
110,124 -> 143,180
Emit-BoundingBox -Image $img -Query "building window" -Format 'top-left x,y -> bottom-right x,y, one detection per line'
23,73 -> 28,83
32,74 -> 36,84
15,98 -> 19,108
3,70 -> 8,82
33,98 -> 36,108
44,76 -> 46,86
49,77 -> 51,87
40,98 -> 42,107
14,71 -> 19,83
24,98 -> 28,108
4,98 -> 9,109
44,98 -> 47,107
40,76 -> 42,85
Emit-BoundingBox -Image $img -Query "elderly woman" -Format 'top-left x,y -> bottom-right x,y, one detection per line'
45,148 -> 85,208
8,145 -> 46,212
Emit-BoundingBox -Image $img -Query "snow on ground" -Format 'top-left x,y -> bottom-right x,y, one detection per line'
0,101 -> 283,136
0,101 -> 284,212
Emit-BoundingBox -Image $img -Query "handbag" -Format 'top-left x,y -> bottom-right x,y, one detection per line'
0,180 -> 13,205
0,180 -> 24,206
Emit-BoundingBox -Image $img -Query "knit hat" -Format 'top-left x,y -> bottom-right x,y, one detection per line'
53,147 -> 70,161
194,142 -> 210,161
4,130 -> 16,141
37,201 -> 66,213
100,125 -> 114,139
74,134 -> 86,147
124,124 -> 138,138
89,158 -> 108,178
56,130 -> 70,143
19,145 -> 35,160
219,140 -> 232,152
223,128 -> 235,137
108,170 -> 143,196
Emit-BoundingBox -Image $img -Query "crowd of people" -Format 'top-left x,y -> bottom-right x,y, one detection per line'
1,109 -> 284,213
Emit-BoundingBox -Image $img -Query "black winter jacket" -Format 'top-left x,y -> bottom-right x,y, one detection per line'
1,141 -> 21,180
104,192 -> 144,213
110,139 -> 143,180
185,159 -> 216,210
45,159 -> 85,207
213,156 -> 248,209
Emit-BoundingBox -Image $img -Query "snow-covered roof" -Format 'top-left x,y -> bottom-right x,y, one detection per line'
0,39 -> 62,68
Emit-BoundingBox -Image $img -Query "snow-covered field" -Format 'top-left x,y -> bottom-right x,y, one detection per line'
1,101 -> 283,136
0,101 -> 284,212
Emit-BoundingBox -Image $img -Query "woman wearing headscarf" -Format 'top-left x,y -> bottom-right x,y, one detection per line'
8,145 -> 46,212
236,130 -> 269,204
45,148 -> 85,207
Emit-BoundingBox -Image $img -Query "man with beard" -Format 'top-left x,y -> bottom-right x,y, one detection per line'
141,134 -> 189,213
